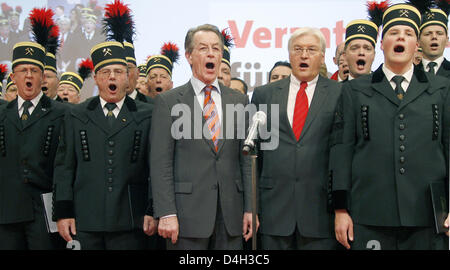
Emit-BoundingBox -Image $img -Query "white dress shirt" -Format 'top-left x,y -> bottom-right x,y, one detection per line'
421,55 -> 444,75
287,75 -> 318,127
191,76 -> 222,126
99,96 -> 125,118
128,89 -> 138,100
18,92 -> 43,117
382,64 -> 414,93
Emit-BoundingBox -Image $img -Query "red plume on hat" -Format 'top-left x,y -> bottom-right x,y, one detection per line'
161,42 -> 180,64
367,1 -> 390,27
29,8 -> 58,50
103,0 -> 135,44
435,0 -> 450,16
221,28 -> 234,48
0,64 -> 8,82
78,58 -> 94,81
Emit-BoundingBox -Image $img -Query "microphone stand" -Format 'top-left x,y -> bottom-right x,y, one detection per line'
249,147 -> 258,250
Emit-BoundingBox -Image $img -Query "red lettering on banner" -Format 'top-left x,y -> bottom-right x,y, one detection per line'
275,28 -> 287,48
228,20 -> 349,49
228,20 -> 254,48
333,20 -> 345,45
253,27 -> 271,48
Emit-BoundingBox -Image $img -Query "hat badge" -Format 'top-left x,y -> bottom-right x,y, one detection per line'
25,47 -> 34,56
103,48 -> 112,56
67,76 -> 73,81
399,9 -> 409,17
426,12 -> 435,20
154,57 -> 161,63
357,25 -> 366,33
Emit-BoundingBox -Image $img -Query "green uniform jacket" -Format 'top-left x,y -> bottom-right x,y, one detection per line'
0,95 -> 67,224
0,100 -> 6,105
330,64 -> 450,227
53,96 -> 153,232
417,58 -> 450,80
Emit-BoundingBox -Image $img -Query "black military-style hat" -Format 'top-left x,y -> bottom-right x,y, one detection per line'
345,20 -> 379,47
221,29 -> 233,68
123,41 -> 136,66
146,42 -> 179,77
0,14 -> 8,26
44,52 -> 57,73
6,73 -> 14,91
382,3 -> 422,37
420,0 -> 449,33
90,41 -> 127,73
59,58 -> 93,92
138,64 -> 147,77
12,41 -> 46,71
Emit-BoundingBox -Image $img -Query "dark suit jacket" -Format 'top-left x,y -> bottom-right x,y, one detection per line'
53,96 -> 153,232
135,91 -> 154,104
0,99 -> 6,105
416,58 -> 450,80
0,95 -> 67,224
330,64 -> 450,227
252,76 -> 342,238
150,81 -> 252,238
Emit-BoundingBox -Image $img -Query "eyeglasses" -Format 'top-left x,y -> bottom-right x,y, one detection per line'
291,46 -> 321,56
98,68 -> 127,77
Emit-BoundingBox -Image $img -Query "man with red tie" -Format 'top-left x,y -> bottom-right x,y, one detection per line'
150,24 -> 256,250
252,27 -> 341,250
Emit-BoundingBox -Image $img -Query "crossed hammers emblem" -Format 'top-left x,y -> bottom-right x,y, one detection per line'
399,9 -> 409,17
103,48 -> 112,56
357,25 -> 366,33
25,47 -> 34,56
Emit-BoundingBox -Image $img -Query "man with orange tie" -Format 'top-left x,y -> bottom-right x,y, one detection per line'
150,24 -> 256,250
252,27 -> 341,250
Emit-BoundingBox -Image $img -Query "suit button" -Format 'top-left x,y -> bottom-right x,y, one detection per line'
398,114 -> 404,120
108,187 -> 113,192
399,145 -> 405,152
399,135 -> 405,141
362,106 -> 368,112
399,124 -> 405,130
108,150 -> 114,156
23,169 -> 29,174
399,168 -> 405,174
108,178 -> 113,183
109,141 -> 115,147
108,168 -> 113,174
84,155 -> 89,160
108,159 -> 113,165
400,156 -> 405,163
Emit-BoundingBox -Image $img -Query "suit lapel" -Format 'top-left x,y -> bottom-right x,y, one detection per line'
216,85 -> 232,154
5,99 -> 21,131
298,76 -> 329,142
86,96 -> 110,134
273,77 -> 297,143
398,66 -> 429,111
371,65 -> 400,107
22,95 -> 52,130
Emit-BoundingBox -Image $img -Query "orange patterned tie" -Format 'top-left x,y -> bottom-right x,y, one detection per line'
203,85 -> 220,152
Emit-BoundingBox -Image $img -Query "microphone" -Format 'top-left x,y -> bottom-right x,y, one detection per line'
243,111 -> 267,155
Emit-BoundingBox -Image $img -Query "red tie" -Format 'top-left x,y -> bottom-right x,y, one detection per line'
292,81 -> 308,141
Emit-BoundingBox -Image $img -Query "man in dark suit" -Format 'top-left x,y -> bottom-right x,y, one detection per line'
418,5 -> 450,79
124,42 -> 153,104
53,41 -> 154,250
331,3 -> 449,250
151,24 -> 255,250
252,27 -> 340,250
0,40 -> 67,249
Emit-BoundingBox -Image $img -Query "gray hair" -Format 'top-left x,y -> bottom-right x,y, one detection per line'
184,24 -> 224,54
288,27 -> 327,54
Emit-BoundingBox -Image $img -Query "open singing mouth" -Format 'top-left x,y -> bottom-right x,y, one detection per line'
300,63 -> 309,68
109,84 -> 117,91
394,45 -> 405,53
156,87 -> 163,92
356,59 -> 366,69
205,62 -> 215,70
42,87 -> 48,92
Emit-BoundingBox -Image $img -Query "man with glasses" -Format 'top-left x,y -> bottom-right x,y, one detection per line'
0,39 -> 67,249
252,27 -> 341,250
53,40 -> 154,250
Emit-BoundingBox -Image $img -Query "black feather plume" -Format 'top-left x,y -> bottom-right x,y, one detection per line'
102,0 -> 135,43
406,0 -> 433,14
435,0 -> 450,16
